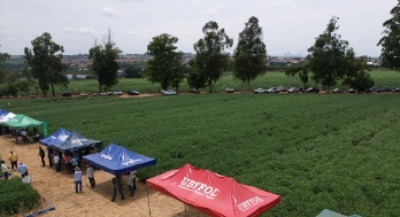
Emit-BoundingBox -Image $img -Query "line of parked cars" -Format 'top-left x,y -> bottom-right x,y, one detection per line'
60,85 -> 400,98
254,86 -> 400,94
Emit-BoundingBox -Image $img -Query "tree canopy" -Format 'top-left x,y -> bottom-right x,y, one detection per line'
308,17 -> 356,90
233,16 -> 267,89
89,30 -> 121,92
378,0 -> 400,70
146,33 -> 184,90
0,45 -> 10,84
24,32 -> 68,97
194,21 -> 233,93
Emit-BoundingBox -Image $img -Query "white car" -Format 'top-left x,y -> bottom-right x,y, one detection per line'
225,87 -> 234,93
267,87 -> 279,93
253,88 -> 267,94
79,92 -> 89,96
161,90 -> 177,95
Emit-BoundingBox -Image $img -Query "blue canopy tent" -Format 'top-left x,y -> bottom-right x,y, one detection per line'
39,128 -> 71,148
82,143 -> 156,175
54,130 -> 102,153
0,109 -> 11,135
0,109 -> 9,116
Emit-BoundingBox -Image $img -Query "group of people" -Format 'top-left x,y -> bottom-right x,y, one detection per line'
72,163 -> 137,202
3,146 -> 139,203
0,150 -> 31,183
7,127 -> 41,144
111,170 -> 137,202
73,164 -> 96,193
37,146 -> 97,193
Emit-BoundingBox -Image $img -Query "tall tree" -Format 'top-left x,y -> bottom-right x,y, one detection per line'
378,0 -> 400,70
233,16 -> 267,90
194,21 -> 233,93
0,45 -> 10,83
89,30 -> 121,92
24,32 -> 68,97
285,61 -> 310,89
308,17 -> 353,90
187,59 -> 207,90
146,33 -> 184,90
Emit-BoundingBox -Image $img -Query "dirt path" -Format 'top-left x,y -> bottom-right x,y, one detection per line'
0,135 -> 206,217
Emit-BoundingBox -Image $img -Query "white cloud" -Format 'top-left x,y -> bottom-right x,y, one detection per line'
102,6 -> 116,17
118,0 -> 145,2
129,30 -> 138,35
201,3 -> 228,15
63,27 -> 96,34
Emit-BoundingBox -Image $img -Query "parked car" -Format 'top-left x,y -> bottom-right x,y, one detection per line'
392,87 -> 400,92
332,88 -> 344,93
113,91 -> 123,95
267,87 -> 279,93
287,87 -> 300,93
99,92 -> 112,96
191,88 -> 200,94
382,86 -> 392,92
368,87 -> 383,93
306,87 -> 319,93
225,87 -> 234,93
162,89 -> 177,95
62,92 -> 72,97
79,92 -> 89,96
348,88 -> 356,93
276,86 -> 287,92
253,88 -> 267,94
127,90 -> 140,95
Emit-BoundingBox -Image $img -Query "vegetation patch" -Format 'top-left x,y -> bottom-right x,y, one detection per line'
1,93 -> 400,216
0,178 -> 41,217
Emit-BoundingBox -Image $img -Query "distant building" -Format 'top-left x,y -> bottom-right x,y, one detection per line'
66,74 -> 90,80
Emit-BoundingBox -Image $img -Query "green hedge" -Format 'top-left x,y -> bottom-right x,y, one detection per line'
0,178 -> 41,217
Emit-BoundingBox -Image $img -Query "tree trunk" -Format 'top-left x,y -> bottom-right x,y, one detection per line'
51,83 -> 55,97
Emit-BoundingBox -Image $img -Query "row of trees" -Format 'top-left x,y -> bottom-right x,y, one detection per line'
146,17 -> 269,93
1,0 -> 400,96
285,17 -> 375,92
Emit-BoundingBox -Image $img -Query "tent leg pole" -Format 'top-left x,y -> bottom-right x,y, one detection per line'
185,204 -> 187,217
147,187 -> 152,217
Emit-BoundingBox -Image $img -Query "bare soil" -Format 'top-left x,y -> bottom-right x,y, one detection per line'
0,135 -> 206,217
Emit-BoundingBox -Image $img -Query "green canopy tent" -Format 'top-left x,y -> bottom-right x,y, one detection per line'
3,114 -> 44,144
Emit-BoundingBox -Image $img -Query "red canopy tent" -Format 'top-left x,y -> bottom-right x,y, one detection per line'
146,164 -> 280,217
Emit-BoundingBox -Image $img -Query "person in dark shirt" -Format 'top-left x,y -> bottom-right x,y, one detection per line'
111,175 -> 125,202
38,146 -> 46,167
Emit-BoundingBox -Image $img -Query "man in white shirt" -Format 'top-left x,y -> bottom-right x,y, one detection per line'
17,161 -> 28,177
86,164 -> 95,187
1,160 -> 9,179
128,170 -> 137,196
74,167 -> 83,193
54,153 -> 61,172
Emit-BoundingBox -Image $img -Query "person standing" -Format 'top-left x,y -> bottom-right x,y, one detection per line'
38,146 -> 46,167
17,161 -> 28,178
86,164 -> 95,187
54,153 -> 61,172
20,129 -> 29,143
1,160 -> 9,179
70,155 -> 78,169
111,175 -> 124,202
8,150 -> 18,170
128,170 -> 137,196
63,153 -> 72,174
74,167 -> 83,193
47,147 -> 53,167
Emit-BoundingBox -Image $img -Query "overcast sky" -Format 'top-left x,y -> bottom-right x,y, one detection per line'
0,0 -> 397,57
